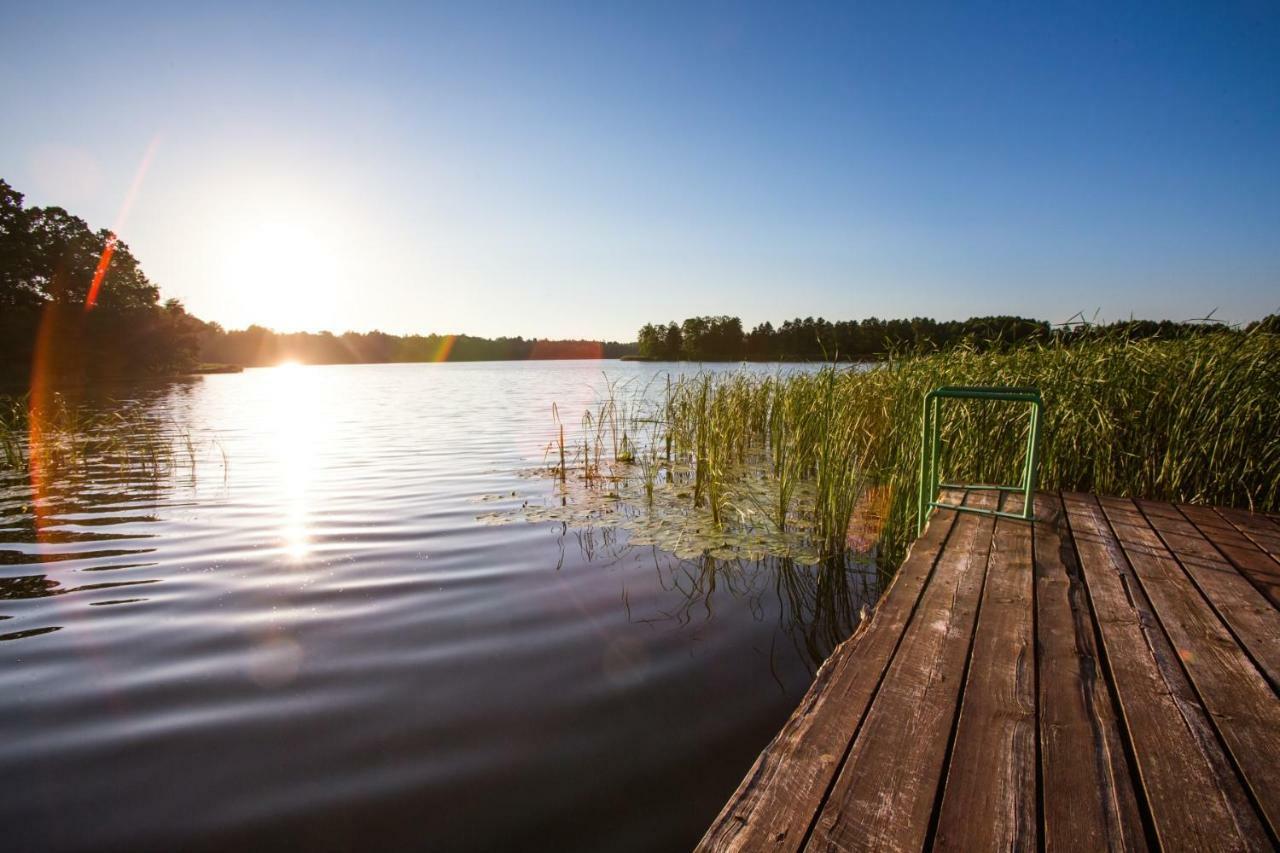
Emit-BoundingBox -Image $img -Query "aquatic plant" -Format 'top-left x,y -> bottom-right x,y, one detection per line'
525,327 -> 1280,573
522,368 -> 875,565
0,392 -> 213,487
662,327 -> 1280,568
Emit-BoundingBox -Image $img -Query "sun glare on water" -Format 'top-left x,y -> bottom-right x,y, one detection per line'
266,360 -> 319,562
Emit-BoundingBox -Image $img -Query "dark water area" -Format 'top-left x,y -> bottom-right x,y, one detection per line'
0,361 -> 878,852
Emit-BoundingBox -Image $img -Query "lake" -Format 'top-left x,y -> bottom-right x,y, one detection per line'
1,360 -> 879,852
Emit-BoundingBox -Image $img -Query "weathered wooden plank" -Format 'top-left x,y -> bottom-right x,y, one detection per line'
933,494 -> 1037,851
1065,493 -> 1269,850
695,491 -> 967,852
1033,493 -> 1148,852
1100,497 -> 1280,839
1217,506 -> 1280,565
701,494 -> 1280,852
1137,500 -> 1280,691
1179,504 -> 1280,610
804,493 -> 997,852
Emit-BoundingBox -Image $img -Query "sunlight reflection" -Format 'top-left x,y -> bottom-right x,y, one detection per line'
270,364 -> 316,562
247,633 -> 304,688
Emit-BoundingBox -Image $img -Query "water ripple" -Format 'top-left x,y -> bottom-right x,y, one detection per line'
0,361 -> 866,852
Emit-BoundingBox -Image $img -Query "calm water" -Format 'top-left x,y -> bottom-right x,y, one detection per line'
1,361 -> 877,852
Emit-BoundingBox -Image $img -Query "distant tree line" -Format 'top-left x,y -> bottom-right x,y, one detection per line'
5,176 -> 1274,379
0,177 -> 634,380
198,326 -> 636,366
637,315 -> 1050,361
637,314 -> 1277,361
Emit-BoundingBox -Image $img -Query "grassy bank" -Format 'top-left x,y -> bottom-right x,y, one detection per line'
567,330 -> 1279,572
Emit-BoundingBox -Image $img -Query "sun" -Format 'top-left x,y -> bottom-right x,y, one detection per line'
221,218 -> 340,332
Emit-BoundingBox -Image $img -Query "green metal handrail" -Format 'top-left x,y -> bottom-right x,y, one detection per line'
917,385 -> 1043,535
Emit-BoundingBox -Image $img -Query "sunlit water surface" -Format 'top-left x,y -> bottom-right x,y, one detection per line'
1,361 -> 878,852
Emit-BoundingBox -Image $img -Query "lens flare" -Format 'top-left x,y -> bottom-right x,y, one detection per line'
29,136 -> 162,547
431,335 -> 457,362
84,136 -> 160,310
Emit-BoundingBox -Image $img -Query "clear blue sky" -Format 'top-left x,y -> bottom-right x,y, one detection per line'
2,2 -> 1277,339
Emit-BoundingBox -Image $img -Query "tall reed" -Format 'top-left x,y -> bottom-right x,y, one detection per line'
0,392 -> 204,486
658,328 -> 1279,569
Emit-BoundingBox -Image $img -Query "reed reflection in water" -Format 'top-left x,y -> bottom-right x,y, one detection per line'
0,360 -> 877,852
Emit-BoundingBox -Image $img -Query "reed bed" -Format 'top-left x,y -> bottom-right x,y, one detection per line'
546,329 -> 1280,572
0,393 -> 206,485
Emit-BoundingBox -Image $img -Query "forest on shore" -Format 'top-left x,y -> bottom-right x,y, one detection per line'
199,326 -> 635,366
0,178 -> 634,379
636,313 -> 1279,361
1,179 -> 205,380
3,176 -> 1275,379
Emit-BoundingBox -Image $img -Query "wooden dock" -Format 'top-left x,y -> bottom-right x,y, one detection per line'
698,490 -> 1280,852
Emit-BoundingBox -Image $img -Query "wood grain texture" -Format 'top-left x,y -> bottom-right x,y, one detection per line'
806,493 -> 997,852
1217,505 -> 1280,565
1179,503 -> 1280,609
1100,496 -> 1280,840
698,493 -> 1280,851
933,494 -> 1037,851
1065,493 -> 1269,851
1032,493 -> 1147,852
1137,499 -> 1280,691
695,491 -> 966,852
